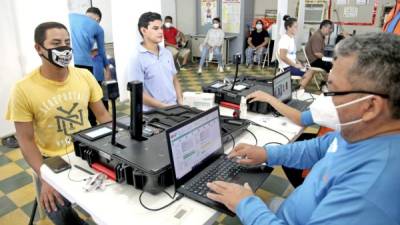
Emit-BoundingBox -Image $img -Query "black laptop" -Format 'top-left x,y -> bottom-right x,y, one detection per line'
273,70 -> 313,112
166,106 -> 272,216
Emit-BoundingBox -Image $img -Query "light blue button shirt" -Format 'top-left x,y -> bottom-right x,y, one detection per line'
236,131 -> 400,225
127,44 -> 177,111
69,13 -> 108,67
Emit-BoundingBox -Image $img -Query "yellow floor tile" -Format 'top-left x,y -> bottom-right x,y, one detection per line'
0,208 -> 29,225
0,163 -> 23,181
271,166 -> 288,180
7,183 -> 35,207
256,188 -> 278,204
36,218 -> 55,225
5,149 -> 23,161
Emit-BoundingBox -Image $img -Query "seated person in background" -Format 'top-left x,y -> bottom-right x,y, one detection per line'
305,20 -> 333,72
197,17 -> 225,74
5,22 -> 111,225
163,16 -> 191,70
206,32 -> 400,225
245,20 -> 270,68
278,15 -> 315,90
127,12 -> 183,112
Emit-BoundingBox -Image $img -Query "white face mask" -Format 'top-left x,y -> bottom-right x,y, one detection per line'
310,94 -> 374,131
213,23 -> 219,29
256,24 -> 263,30
164,22 -> 172,28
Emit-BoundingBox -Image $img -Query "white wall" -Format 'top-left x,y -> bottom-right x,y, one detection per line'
162,0 -> 177,23
0,0 -> 70,137
68,0 -> 114,43
111,0 -> 162,101
92,0 -> 114,43
176,0 -> 196,34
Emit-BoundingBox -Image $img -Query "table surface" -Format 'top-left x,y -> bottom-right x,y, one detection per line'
41,92 -> 313,225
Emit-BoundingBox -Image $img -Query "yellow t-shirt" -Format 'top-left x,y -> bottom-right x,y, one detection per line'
5,66 -> 103,157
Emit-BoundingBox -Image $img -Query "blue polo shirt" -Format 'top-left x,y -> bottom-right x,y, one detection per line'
236,131 -> 400,225
69,13 -> 109,68
127,44 -> 177,111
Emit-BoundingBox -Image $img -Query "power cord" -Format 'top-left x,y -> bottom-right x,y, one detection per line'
64,136 -> 87,183
250,122 -> 291,143
139,190 -> 183,211
245,129 -> 258,146
264,142 -> 283,146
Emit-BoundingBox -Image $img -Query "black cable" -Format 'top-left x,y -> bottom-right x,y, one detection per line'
250,122 -> 291,143
302,97 -> 315,102
264,142 -> 283,146
64,136 -> 87,182
245,129 -> 258,146
307,92 -> 315,100
139,190 -> 183,211
228,133 -> 235,149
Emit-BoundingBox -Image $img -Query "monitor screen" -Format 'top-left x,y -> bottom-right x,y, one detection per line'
273,71 -> 292,102
168,109 -> 222,180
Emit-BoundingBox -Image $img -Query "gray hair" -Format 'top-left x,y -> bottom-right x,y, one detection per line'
335,32 -> 400,119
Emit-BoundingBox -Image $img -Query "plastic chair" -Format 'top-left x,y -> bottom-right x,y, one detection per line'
301,46 -> 328,90
262,40 -> 271,69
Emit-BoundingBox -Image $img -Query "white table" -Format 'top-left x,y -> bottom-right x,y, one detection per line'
41,103 -> 306,225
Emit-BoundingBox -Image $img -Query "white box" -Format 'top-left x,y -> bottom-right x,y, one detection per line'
183,92 -> 216,111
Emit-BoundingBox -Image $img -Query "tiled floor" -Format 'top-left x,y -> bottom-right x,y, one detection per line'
0,63 -> 320,225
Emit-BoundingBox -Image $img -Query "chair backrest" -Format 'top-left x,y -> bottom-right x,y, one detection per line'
302,45 -> 311,67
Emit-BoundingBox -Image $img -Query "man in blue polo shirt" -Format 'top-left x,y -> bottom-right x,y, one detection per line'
127,12 -> 183,112
206,32 -> 400,225
69,7 -> 111,125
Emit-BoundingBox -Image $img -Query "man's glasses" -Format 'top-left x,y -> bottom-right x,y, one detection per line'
323,90 -> 389,98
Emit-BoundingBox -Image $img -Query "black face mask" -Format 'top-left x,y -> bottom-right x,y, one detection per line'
40,46 -> 72,68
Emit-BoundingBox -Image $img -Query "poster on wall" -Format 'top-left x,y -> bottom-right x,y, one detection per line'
201,0 -> 217,25
222,0 -> 241,33
343,6 -> 358,18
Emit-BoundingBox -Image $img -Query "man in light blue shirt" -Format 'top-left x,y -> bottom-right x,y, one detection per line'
69,7 -> 110,76
207,33 -> 400,225
127,12 -> 183,112
69,7 -> 111,126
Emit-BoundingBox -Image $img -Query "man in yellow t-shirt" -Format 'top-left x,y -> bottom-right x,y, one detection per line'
5,22 -> 111,225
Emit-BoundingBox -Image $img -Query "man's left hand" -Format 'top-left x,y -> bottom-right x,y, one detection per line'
207,181 -> 253,213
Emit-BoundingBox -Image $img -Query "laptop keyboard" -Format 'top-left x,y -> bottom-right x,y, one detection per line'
288,100 -> 309,111
184,156 -> 242,197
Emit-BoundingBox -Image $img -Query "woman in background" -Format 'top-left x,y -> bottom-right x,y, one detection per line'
197,17 -> 225,75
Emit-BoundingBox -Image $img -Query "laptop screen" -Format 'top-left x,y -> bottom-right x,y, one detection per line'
167,107 -> 223,181
273,70 -> 292,102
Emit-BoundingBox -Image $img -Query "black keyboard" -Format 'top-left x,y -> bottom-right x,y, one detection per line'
184,157 -> 242,197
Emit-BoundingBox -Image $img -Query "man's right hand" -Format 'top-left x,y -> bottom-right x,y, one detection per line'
247,91 -> 274,104
228,143 -> 267,165
40,179 -> 64,212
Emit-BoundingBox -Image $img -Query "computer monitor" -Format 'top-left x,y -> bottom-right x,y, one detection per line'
166,107 -> 223,184
273,70 -> 292,102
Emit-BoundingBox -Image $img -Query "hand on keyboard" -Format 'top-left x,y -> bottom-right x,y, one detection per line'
228,143 -> 267,165
206,181 -> 253,213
